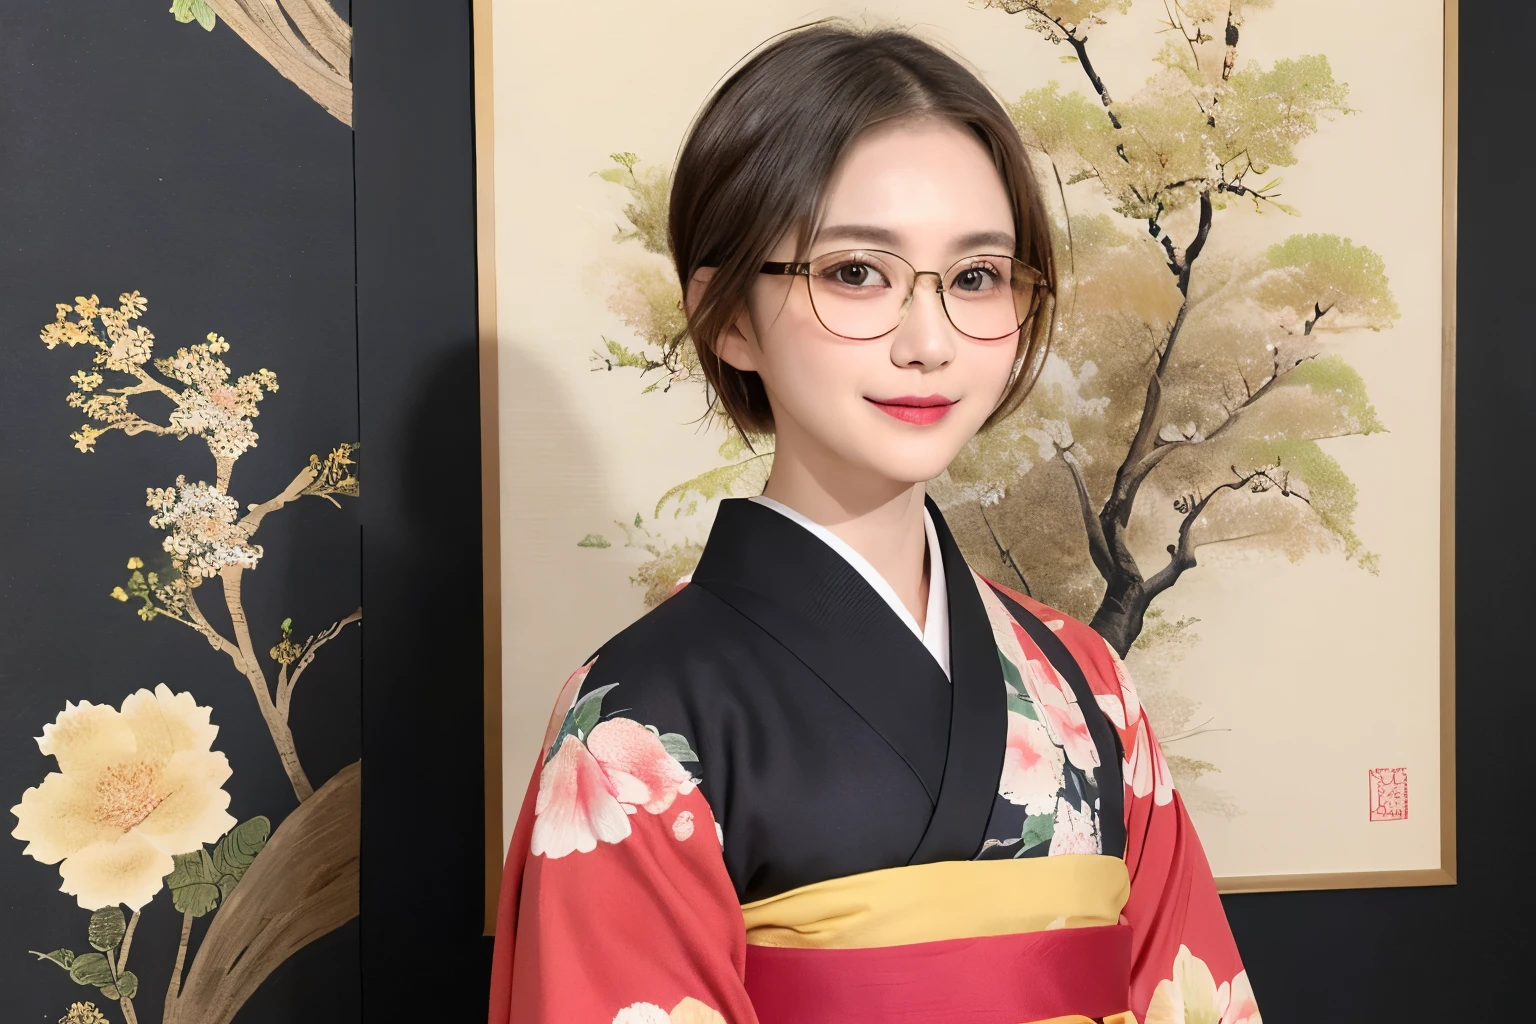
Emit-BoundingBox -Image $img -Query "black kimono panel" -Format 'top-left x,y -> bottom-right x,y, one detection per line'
564,496 -> 1124,904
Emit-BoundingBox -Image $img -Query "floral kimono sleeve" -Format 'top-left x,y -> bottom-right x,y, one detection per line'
488,659 -> 759,1024
1007,590 -> 1261,1024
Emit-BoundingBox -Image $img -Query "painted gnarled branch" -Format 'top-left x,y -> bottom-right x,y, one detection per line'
163,760 -> 360,1024
203,0 -> 352,126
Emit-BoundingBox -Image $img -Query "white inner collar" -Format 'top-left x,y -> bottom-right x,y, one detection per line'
747,494 -> 951,679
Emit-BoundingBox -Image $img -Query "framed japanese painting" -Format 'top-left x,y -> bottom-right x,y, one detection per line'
474,0 -> 1457,926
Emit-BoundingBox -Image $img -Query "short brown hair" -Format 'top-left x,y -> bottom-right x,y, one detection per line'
668,18 -> 1056,440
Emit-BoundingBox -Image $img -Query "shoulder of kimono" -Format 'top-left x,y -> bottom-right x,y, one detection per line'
565,581 -> 754,740
973,573 -> 1122,698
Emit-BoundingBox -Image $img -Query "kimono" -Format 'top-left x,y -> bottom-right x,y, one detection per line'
488,495 -> 1259,1024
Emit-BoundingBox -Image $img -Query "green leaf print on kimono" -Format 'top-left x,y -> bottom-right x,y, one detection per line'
531,684 -> 702,860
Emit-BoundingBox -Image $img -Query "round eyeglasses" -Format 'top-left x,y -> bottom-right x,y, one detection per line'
760,248 -> 1048,342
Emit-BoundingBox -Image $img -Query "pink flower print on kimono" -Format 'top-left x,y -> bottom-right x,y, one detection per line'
999,709 -> 1065,816
1019,654 -> 1101,778
1047,795 -> 1100,856
611,998 -> 728,1024
530,683 -> 700,859
1095,639 -> 1173,807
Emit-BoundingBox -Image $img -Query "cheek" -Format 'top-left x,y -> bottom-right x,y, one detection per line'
964,338 -> 1022,398
756,312 -> 871,406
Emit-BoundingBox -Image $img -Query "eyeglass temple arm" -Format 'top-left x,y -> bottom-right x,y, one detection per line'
759,261 -> 810,275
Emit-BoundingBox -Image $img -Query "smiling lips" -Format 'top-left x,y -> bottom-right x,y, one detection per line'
866,394 -> 956,425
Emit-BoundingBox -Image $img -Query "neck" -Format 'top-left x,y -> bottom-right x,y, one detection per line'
759,440 -> 931,630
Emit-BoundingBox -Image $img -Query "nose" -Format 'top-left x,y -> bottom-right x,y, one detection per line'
888,271 -> 955,370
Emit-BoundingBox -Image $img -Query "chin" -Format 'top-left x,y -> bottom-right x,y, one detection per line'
856,448 -> 962,486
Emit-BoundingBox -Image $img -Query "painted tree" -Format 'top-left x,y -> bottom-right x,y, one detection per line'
22,291 -> 363,1023
584,1 -> 1398,660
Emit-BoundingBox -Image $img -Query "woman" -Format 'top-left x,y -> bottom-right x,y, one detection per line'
489,20 -> 1258,1024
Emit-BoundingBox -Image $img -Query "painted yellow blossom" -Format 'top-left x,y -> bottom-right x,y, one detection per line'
60,1002 -> 109,1024
10,684 -> 236,911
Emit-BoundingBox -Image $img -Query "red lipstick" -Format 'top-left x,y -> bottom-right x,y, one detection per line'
866,394 -> 955,425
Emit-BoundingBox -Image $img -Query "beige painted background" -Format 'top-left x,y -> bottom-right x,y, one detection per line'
483,0 -> 1449,888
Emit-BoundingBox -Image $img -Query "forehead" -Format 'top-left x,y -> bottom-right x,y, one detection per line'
814,118 -> 1016,254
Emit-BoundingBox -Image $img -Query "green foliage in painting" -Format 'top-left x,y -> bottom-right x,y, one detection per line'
170,0 -> 217,31
33,907 -> 141,1004
164,817 -> 272,917
67,953 -> 116,989
86,908 -> 125,953
166,850 -> 224,917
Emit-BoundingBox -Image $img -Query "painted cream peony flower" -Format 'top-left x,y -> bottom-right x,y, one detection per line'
10,684 -> 236,911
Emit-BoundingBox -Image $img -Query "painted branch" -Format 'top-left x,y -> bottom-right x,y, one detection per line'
116,910 -> 140,976
203,0 -> 352,126
977,503 -> 1031,595
277,608 -> 362,721
220,566 -> 314,801
1058,450 -> 1115,579
1064,33 -> 1121,129
169,911 -> 193,1001
241,463 -> 319,535
163,761 -> 360,1024
183,588 -> 245,663
278,0 -> 350,73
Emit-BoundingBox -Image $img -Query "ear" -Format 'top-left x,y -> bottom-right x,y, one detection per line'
686,266 -> 760,373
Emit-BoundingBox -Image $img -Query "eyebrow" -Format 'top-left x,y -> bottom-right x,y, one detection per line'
812,223 -> 1016,253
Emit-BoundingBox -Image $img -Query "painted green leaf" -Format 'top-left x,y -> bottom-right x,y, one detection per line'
87,907 -> 125,952
165,849 -> 222,917
1019,813 -> 1055,852
1006,692 -> 1038,721
577,533 -> 611,548
102,970 -> 139,1000
659,733 -> 699,762
169,0 -> 216,29
212,816 -> 271,893
998,652 -> 1027,696
32,949 -> 75,970
68,952 -> 115,988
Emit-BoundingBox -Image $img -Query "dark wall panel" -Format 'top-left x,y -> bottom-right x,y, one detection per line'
0,5 -> 360,1023
352,0 -> 490,1020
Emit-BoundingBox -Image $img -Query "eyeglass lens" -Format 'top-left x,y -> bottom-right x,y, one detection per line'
804,249 -> 1040,341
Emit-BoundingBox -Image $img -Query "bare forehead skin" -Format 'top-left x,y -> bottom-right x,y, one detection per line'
810,118 -> 1015,265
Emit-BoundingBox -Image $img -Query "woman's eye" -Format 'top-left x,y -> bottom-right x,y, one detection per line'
954,264 -> 1001,292
827,263 -> 886,287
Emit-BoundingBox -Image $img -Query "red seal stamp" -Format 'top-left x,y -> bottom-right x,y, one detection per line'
1368,767 -> 1408,822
